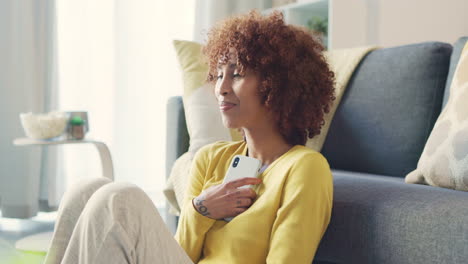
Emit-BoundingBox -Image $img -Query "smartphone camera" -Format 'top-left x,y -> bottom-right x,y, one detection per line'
233,157 -> 240,168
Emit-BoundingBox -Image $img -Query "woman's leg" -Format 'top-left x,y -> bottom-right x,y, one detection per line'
60,182 -> 193,264
44,177 -> 112,264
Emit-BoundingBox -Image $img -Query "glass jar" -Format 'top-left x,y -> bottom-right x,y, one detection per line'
69,116 -> 85,140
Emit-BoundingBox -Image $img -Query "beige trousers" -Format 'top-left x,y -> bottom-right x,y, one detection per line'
43,177 -> 193,264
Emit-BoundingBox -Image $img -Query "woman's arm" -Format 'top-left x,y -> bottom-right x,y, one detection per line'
175,142 -> 262,263
174,145 -> 216,263
266,152 -> 333,264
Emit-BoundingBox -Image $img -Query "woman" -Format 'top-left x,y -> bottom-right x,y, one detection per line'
44,10 -> 335,264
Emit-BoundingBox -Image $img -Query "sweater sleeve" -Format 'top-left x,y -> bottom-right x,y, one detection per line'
266,152 -> 333,264
174,146 -> 217,263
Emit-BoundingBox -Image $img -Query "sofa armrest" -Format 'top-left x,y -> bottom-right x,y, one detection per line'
165,96 -> 189,181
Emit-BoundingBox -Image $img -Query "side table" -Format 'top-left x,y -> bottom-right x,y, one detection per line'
13,138 -> 114,180
11,137 -> 115,256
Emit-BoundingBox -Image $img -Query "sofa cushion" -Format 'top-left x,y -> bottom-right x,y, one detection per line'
442,36 -> 468,108
321,42 -> 452,177
405,41 -> 468,191
314,170 -> 468,264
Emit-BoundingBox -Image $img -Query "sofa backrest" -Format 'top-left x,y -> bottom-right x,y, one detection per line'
321,42 -> 453,178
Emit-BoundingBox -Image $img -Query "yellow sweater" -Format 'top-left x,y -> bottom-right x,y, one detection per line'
175,141 -> 333,264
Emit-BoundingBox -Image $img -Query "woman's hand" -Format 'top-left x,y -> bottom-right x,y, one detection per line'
192,177 -> 262,220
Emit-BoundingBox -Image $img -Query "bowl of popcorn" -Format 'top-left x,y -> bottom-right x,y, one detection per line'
20,111 -> 68,139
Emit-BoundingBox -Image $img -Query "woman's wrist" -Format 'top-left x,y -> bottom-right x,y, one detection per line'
192,196 -> 211,217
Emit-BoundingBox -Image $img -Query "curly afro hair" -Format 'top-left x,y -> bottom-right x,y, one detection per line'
203,10 -> 335,146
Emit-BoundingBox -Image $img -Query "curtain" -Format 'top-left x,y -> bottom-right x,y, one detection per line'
0,0 -> 58,218
56,0 -> 195,223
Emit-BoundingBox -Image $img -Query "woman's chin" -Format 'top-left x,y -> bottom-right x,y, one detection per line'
222,119 -> 239,129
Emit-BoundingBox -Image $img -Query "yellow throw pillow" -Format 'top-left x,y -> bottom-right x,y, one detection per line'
173,40 -> 243,153
406,42 -> 468,191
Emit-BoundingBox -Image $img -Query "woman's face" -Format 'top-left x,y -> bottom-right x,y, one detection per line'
214,50 -> 270,129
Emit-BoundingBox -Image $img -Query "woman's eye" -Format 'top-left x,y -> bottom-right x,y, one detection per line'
216,73 -> 241,80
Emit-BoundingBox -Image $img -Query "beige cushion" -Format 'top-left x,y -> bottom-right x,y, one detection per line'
406,42 -> 468,191
163,152 -> 194,216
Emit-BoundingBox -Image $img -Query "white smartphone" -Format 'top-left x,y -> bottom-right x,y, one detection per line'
222,155 -> 262,189
222,155 -> 262,222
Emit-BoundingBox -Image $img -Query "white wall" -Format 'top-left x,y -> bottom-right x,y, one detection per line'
194,0 -> 272,43
112,0 -> 195,205
378,0 -> 468,47
56,0 -> 116,189
331,0 -> 468,49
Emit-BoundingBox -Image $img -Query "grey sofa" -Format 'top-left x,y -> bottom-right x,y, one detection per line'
166,36 -> 468,264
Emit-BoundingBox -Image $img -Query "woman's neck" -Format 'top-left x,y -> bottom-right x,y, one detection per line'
243,127 -> 293,166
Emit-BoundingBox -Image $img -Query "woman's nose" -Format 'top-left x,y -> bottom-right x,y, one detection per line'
216,78 -> 231,96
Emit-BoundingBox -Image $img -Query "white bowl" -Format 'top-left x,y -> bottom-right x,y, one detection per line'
20,112 -> 68,139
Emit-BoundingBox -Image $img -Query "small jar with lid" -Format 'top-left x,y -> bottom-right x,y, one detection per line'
69,116 -> 85,140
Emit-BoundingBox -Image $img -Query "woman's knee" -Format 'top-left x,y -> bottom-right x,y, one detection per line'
82,182 -> 157,235
84,182 -> 153,215
59,177 -> 112,211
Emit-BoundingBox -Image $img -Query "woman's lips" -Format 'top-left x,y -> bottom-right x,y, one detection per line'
220,102 -> 237,111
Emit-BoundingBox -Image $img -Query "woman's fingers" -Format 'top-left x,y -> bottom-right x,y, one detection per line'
226,177 -> 262,189
225,187 -> 257,200
234,207 -> 247,215
235,198 -> 253,207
